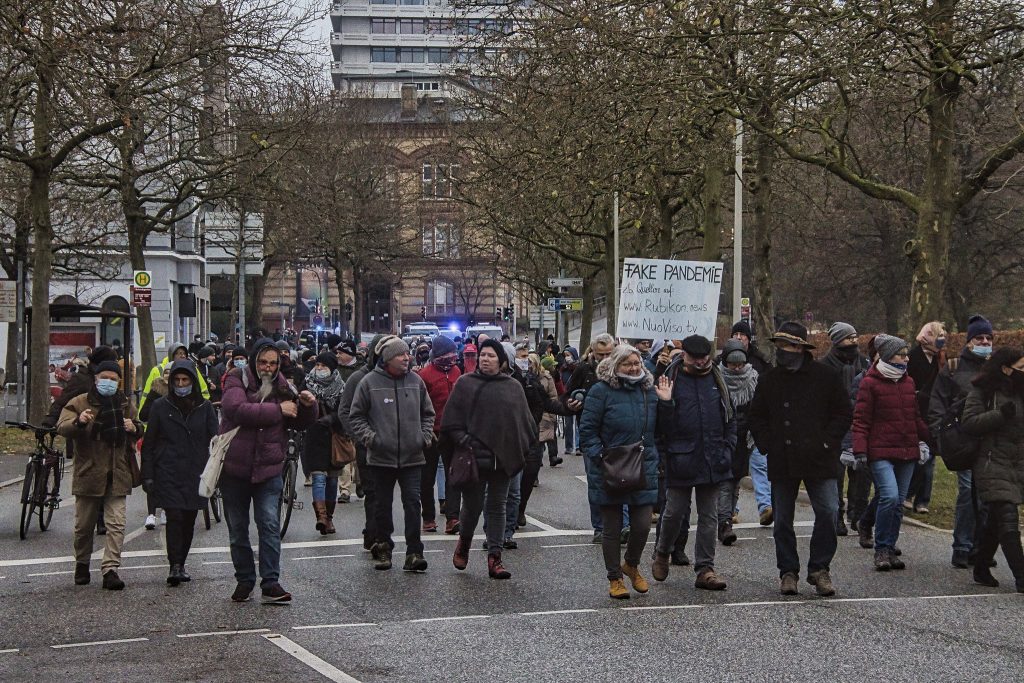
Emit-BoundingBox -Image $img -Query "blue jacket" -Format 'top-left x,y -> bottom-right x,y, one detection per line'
657,360 -> 737,488
579,363 -> 660,507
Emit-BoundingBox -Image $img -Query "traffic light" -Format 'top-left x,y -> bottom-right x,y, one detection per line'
502,307 -> 511,321
495,307 -> 502,320
508,303 -> 515,320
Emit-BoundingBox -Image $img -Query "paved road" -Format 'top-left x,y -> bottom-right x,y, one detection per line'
2,445 -> 1023,682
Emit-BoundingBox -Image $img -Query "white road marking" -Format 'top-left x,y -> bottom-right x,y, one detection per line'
51,637 -> 149,649
116,563 -> 167,571
0,648 -> 19,654
178,628 -> 271,638
292,623 -> 378,631
29,570 -> 79,577
408,615 -> 490,624
422,549 -> 443,554
542,543 -> 596,548
91,525 -> 149,560
519,609 -> 598,616
202,561 -> 234,565
262,633 -> 363,683
0,524 -> 814,569
524,515 -> 558,533
622,604 -> 705,612
28,563 -> 165,578
292,554 -> 354,561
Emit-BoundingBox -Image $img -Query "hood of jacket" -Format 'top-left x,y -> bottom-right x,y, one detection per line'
596,354 -> 654,390
165,340 -> 188,363
168,359 -> 203,400
248,337 -> 281,381
563,346 -> 580,362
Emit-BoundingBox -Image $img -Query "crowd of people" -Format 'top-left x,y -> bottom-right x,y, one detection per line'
48,313 -> 1024,603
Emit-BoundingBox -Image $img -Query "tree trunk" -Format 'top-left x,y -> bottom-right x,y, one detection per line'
656,186 -> 675,259
351,265 -> 363,340
28,167 -> 53,422
700,158 -> 725,262
750,131 -> 777,360
578,274 -> 595,353
906,64 -> 959,332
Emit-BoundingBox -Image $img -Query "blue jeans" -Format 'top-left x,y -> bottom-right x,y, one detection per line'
563,414 -> 577,453
311,472 -> 338,503
869,459 -> 915,550
220,474 -> 283,588
772,477 -> 838,577
953,470 -> 976,554
748,447 -> 772,513
503,472 -> 522,541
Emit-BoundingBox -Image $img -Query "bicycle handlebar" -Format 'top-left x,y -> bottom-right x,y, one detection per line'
5,421 -> 56,434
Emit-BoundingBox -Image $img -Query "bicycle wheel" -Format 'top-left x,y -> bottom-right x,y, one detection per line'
20,460 -> 39,540
210,490 -> 222,523
279,461 -> 296,539
39,463 -> 57,531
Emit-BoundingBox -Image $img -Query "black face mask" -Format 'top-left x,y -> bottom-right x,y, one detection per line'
776,350 -> 805,372
834,345 -> 860,362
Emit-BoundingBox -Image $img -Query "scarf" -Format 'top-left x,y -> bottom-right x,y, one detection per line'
305,369 -> 346,412
92,391 -> 126,447
876,360 -> 906,381
721,363 -> 758,408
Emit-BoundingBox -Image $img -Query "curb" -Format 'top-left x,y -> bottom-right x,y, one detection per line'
0,475 -> 25,489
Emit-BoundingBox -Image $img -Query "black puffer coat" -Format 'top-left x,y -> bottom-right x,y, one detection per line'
962,380 -> 1024,505
140,361 -> 219,510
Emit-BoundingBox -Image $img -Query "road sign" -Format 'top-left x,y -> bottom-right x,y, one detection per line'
547,277 -> 583,288
130,286 -> 152,308
0,280 -> 17,322
133,270 -> 153,288
312,314 -> 324,328
740,297 -> 750,307
529,306 -> 556,327
547,298 -> 583,311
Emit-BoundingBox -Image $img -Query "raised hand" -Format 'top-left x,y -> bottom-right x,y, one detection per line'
656,376 -> 674,401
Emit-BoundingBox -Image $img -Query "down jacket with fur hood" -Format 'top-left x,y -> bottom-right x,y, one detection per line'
578,349 -> 660,507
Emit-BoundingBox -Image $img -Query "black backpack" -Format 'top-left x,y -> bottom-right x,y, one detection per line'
937,392 -> 990,472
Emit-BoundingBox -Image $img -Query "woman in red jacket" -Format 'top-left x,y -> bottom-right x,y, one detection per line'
852,334 -> 931,571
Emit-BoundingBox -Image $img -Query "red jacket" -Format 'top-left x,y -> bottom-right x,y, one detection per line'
416,362 -> 462,433
852,366 -> 930,461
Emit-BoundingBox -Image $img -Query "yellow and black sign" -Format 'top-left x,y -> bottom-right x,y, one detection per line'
133,270 -> 153,288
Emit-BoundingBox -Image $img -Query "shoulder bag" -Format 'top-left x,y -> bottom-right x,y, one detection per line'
448,380 -> 491,488
600,388 -> 649,495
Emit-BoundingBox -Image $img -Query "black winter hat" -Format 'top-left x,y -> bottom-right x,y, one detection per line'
335,339 -> 358,357
680,335 -> 712,357
95,360 -> 122,377
731,321 -> 753,339
770,321 -> 815,349
88,346 -> 118,366
315,352 -> 339,373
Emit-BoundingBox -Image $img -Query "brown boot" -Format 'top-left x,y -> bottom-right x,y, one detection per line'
324,500 -> 337,534
652,551 -> 670,582
695,568 -> 727,591
312,501 -> 328,534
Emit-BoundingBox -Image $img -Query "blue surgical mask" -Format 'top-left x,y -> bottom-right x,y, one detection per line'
173,384 -> 192,397
972,345 -> 993,358
96,378 -> 118,397
234,359 -> 247,369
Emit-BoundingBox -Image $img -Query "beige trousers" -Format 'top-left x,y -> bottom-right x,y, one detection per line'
74,495 -> 127,573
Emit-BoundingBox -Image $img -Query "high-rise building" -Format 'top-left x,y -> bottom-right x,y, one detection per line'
329,0 -> 509,98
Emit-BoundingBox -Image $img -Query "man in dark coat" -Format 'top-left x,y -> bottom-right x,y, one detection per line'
727,321 -> 770,374
928,314 -> 993,568
906,322 -> 945,513
749,321 -> 852,597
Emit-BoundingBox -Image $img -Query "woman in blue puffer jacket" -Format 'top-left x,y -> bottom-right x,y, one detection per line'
579,344 -> 660,600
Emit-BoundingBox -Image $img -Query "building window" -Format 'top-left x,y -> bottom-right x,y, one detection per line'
425,279 -> 455,314
371,18 -> 397,34
422,162 -> 458,198
426,48 -> 450,64
399,19 -> 425,34
371,46 -> 425,63
422,224 -> 461,258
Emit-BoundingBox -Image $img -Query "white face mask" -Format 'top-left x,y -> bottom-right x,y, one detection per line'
313,368 -> 331,380
515,358 -> 530,373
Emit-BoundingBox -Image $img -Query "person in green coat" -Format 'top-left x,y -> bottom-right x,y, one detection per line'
961,346 -> 1024,592
579,344 -> 660,600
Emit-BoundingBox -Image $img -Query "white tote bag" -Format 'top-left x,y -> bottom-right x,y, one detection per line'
199,426 -> 240,498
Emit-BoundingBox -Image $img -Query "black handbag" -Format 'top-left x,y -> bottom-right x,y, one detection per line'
448,381 -> 490,488
600,391 -> 648,495
938,394 -> 990,472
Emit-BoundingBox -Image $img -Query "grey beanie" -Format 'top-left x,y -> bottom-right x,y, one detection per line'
377,336 -> 410,364
722,338 -> 748,364
828,322 -> 858,345
874,334 -> 907,363
429,334 -> 457,359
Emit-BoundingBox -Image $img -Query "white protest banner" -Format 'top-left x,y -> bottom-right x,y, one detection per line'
616,258 -> 723,340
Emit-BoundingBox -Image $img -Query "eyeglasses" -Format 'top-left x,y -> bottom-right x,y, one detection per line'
893,351 -> 910,358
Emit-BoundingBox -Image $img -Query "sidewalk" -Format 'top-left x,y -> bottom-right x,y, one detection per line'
0,429 -> 36,487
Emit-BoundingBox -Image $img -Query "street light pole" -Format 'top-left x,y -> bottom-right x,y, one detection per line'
733,118 -> 743,324
613,191 -> 619,320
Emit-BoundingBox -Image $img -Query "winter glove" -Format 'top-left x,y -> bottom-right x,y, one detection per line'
839,449 -> 856,469
918,441 -> 931,465
854,453 -> 868,470
1001,402 -> 1017,419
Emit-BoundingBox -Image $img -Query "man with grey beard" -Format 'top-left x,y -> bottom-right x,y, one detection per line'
219,339 -> 318,604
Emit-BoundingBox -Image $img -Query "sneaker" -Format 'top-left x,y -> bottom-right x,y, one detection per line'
403,553 -> 428,573
858,523 -> 874,549
759,507 -> 774,526
621,563 -> 649,593
951,550 -> 970,569
573,450 -> 583,457
74,562 -> 91,585
444,518 -> 460,535
549,457 -> 563,467
231,581 -> 255,602
502,539 -> 518,550
261,583 -> 292,604
671,549 -> 691,566
888,548 -> 906,570
807,569 -> 836,596
158,509 -> 167,526
422,520 -> 438,533
373,544 -> 393,571
145,514 -> 157,530
651,551 -> 670,582
901,500 -> 914,511
695,569 -> 727,591
102,570 -> 125,591
719,523 -> 737,546
608,578 -> 630,599
338,491 -> 351,504
874,549 -> 892,571
913,504 -> 929,514
591,530 -> 603,544
780,572 -> 799,595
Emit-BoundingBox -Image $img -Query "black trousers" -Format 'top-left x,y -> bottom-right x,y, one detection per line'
355,444 -> 376,539
974,501 -> 1024,586
518,443 -> 545,519
421,440 -> 441,522
164,508 -> 199,566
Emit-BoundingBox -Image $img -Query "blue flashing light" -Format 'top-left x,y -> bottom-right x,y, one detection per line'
448,323 -> 460,332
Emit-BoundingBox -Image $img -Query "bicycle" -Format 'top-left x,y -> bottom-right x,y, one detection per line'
279,428 -> 304,539
6,421 -> 65,540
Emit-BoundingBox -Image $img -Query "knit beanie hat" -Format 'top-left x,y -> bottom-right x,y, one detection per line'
966,315 -> 993,342
430,334 -> 457,359
731,321 -> 753,339
540,356 -> 557,372
95,360 -> 122,377
874,334 -> 907,363
88,346 -> 118,366
722,338 -> 748,364
828,322 -> 857,345
377,336 -> 409,364
315,352 -> 338,373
